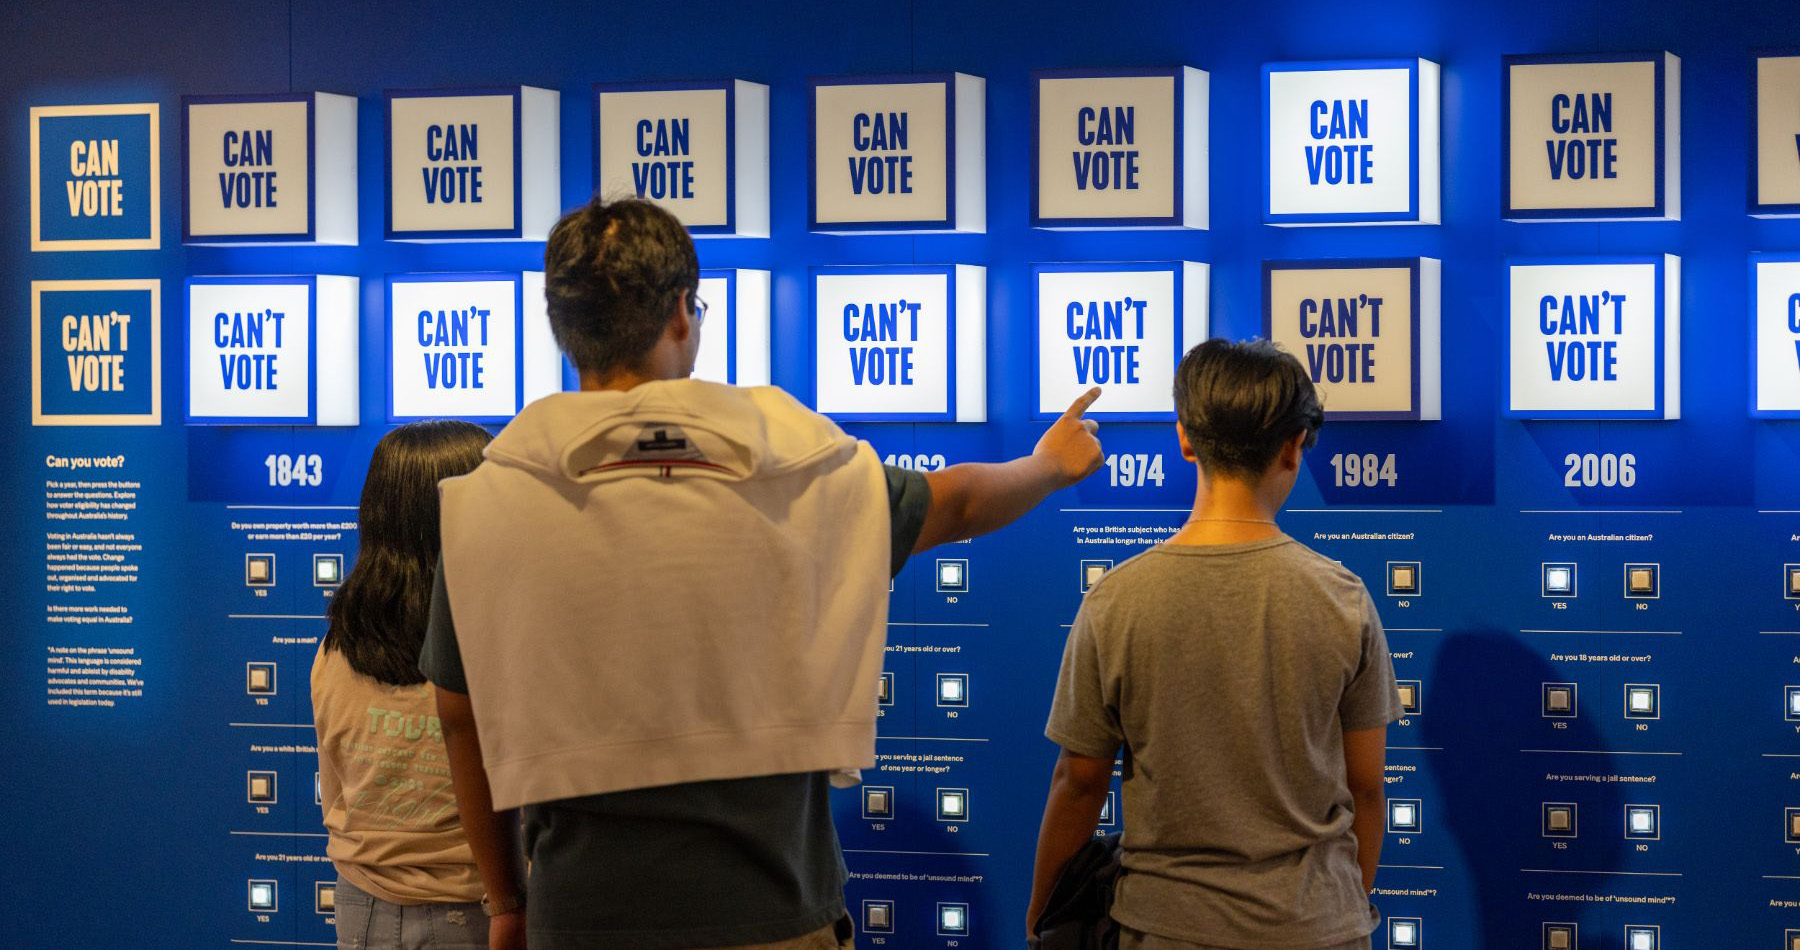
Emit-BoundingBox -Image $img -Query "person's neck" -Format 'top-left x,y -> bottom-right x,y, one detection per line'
1169,475 -> 1282,546
577,365 -> 667,393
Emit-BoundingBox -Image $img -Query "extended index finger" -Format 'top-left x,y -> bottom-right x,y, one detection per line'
1061,386 -> 1103,422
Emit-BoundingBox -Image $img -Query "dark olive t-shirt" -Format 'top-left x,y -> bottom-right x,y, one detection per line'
419,466 -> 929,950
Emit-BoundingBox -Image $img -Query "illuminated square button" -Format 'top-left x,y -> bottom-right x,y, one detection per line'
863,785 -> 894,820
1542,563 -> 1576,597
248,880 -> 278,912
937,673 -> 968,707
1786,928 -> 1800,950
1396,680 -> 1421,715
246,662 -> 277,695
245,554 -> 275,586
1543,803 -> 1575,837
247,771 -> 277,803
1624,564 -> 1659,598
863,900 -> 895,933
1625,805 -> 1659,839
1099,790 -> 1116,826
1389,917 -> 1421,948
315,882 -> 336,915
1624,926 -> 1655,950
1543,923 -> 1575,950
1786,565 -> 1800,600
1080,560 -> 1112,593
1623,685 -> 1659,719
1387,562 -> 1421,597
1787,686 -> 1800,722
1786,807 -> 1800,843
1543,683 -> 1576,717
935,559 -> 969,593
937,903 -> 970,936
937,788 -> 969,822
1388,799 -> 1421,833
313,553 -> 343,587
877,672 -> 894,706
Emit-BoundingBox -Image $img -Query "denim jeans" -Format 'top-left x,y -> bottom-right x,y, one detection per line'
333,876 -> 488,950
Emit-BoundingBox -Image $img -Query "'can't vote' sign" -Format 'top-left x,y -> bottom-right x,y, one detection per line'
1508,257 -> 1680,419
1034,263 -> 1208,419
186,276 -> 359,425
32,279 -> 161,426
1754,258 -> 1800,415
388,273 -> 560,421
1264,259 -> 1440,420
813,266 -> 985,422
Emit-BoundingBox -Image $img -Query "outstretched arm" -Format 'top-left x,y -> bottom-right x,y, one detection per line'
914,388 -> 1105,552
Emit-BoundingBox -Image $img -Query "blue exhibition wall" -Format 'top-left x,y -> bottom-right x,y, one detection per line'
7,1 -> 1800,948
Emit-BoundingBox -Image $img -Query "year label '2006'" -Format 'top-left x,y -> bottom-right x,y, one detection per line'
1563,453 -> 1635,488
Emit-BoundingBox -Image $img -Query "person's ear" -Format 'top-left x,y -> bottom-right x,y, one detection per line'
1175,423 -> 1197,462
667,296 -> 694,344
1278,430 -> 1308,473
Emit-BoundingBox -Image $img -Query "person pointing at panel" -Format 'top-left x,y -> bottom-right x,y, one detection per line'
420,196 -> 1106,950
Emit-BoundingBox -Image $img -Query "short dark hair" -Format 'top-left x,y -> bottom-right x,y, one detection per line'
324,420 -> 491,685
543,197 -> 699,376
1172,338 -> 1323,479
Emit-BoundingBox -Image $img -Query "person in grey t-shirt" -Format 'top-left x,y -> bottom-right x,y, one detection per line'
1028,339 -> 1403,950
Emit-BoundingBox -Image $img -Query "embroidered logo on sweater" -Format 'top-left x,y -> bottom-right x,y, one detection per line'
623,423 -> 706,462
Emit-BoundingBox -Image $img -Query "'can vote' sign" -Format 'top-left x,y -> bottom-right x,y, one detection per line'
386,87 -> 560,241
595,81 -> 769,237
1032,67 -> 1208,229
1504,53 -> 1679,221
1263,60 -> 1439,226
31,103 -> 159,250
183,92 -> 358,244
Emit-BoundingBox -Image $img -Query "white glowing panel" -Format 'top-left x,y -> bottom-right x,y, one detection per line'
1264,59 -> 1439,225
186,276 -> 358,425
813,266 -> 984,422
1753,259 -> 1800,415
388,273 -> 559,422
1507,257 -> 1680,419
692,269 -> 771,387
1034,262 -> 1208,419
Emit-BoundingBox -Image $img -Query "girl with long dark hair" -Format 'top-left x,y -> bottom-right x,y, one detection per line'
312,420 -> 492,950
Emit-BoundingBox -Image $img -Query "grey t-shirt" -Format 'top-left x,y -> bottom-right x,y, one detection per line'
1046,535 -> 1402,950
419,466 -> 930,950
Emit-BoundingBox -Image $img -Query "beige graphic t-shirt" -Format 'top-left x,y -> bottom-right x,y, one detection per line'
312,644 -> 481,905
